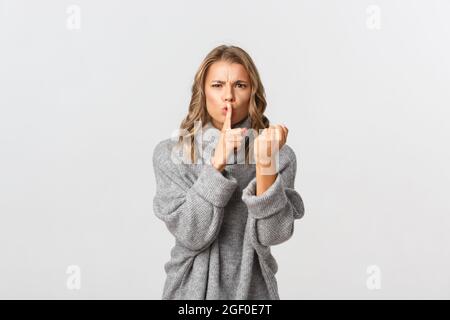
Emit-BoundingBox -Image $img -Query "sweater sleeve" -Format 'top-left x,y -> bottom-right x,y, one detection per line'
241,145 -> 305,247
152,140 -> 239,252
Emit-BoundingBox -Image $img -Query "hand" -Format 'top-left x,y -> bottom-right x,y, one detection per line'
254,124 -> 288,167
211,102 -> 248,172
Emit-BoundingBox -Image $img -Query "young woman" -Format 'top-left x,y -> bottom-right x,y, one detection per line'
152,45 -> 305,300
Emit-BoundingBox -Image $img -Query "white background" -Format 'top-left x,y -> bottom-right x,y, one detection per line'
1,0 -> 450,299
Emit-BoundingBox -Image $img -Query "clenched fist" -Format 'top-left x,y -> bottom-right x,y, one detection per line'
254,124 -> 288,166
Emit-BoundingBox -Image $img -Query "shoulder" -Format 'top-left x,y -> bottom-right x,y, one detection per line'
152,138 -> 180,170
278,143 -> 299,174
153,137 -> 175,155
280,143 -> 296,160
279,143 -> 297,164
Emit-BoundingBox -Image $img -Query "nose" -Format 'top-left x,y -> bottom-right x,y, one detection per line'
223,83 -> 235,103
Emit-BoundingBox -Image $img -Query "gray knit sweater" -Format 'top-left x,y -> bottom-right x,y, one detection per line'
152,115 -> 305,300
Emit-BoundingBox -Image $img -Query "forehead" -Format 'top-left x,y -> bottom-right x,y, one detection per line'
206,61 -> 250,80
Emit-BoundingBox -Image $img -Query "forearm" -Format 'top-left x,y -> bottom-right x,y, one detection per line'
256,158 -> 277,196
154,164 -> 238,251
243,144 -> 305,247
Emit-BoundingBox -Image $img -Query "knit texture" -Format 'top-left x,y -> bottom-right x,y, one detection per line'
152,115 -> 305,299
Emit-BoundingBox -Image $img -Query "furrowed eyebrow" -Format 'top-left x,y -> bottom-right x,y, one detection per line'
211,80 -> 248,84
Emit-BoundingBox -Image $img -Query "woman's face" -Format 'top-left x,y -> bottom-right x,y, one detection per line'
204,60 -> 252,129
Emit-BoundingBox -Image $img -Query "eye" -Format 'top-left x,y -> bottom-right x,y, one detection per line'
212,84 -> 222,88
236,83 -> 247,88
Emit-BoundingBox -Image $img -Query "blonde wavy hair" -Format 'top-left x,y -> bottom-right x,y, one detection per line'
177,44 -> 270,164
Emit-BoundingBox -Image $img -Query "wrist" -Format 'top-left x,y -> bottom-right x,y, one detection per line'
255,155 -> 275,168
255,155 -> 277,175
211,157 -> 225,172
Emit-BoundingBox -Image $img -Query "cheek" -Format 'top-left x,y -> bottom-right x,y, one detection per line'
205,87 -> 219,97
237,90 -> 251,102
237,92 -> 251,108
205,91 -> 220,105
205,92 -> 221,116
